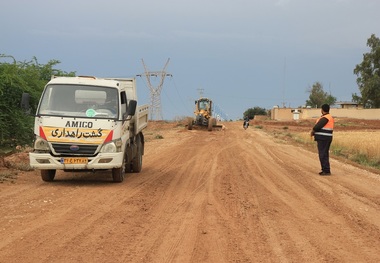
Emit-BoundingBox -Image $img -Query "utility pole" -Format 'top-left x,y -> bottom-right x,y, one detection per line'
282,57 -> 286,108
197,88 -> 204,98
139,58 -> 172,120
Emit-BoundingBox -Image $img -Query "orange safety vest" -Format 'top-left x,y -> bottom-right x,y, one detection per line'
314,113 -> 334,137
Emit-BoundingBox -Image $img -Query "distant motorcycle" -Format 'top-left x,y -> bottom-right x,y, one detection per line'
243,120 -> 249,130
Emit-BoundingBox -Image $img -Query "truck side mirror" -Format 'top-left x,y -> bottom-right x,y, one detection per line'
124,100 -> 137,120
21,93 -> 31,113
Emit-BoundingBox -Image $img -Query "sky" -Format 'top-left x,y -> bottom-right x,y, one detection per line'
1,0 -> 379,120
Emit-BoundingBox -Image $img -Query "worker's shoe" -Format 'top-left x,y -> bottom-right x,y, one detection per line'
319,171 -> 331,176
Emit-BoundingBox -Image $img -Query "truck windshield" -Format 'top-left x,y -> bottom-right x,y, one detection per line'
37,84 -> 119,119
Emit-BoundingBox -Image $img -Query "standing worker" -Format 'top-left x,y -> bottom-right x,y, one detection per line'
243,116 -> 250,129
310,104 -> 334,176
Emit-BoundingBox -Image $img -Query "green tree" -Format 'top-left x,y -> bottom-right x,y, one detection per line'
353,34 -> 380,108
0,54 -> 75,147
305,82 -> 336,108
243,107 -> 267,120
351,93 -> 362,104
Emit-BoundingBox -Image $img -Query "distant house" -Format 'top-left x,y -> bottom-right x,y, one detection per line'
335,101 -> 363,109
271,104 -> 379,120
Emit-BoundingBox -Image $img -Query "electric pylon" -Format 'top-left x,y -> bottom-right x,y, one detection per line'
139,58 -> 172,120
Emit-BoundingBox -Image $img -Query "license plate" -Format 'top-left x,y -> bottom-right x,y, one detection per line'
61,157 -> 88,164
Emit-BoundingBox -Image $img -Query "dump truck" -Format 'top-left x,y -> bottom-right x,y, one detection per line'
187,97 -> 220,131
24,76 -> 148,183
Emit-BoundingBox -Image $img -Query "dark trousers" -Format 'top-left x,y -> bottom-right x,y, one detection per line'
317,139 -> 332,173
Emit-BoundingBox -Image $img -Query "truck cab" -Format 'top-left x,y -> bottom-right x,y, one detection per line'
29,76 -> 149,182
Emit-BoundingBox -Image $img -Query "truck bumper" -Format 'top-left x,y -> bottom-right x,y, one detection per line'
29,152 -> 124,170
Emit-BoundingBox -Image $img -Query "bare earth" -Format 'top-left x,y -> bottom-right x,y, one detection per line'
1,121 -> 380,263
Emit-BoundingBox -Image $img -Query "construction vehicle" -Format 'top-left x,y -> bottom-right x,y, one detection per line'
23,76 -> 148,183
187,97 -> 220,131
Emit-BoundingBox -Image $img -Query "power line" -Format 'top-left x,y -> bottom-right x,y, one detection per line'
166,77 -> 193,116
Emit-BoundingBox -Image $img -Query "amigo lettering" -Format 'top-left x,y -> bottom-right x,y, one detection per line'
65,121 -> 93,128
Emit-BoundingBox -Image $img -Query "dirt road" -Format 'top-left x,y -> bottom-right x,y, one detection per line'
1,121 -> 379,262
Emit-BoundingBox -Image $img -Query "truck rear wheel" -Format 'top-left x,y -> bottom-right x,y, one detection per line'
112,154 -> 126,183
187,118 -> 193,130
41,170 -> 56,182
208,118 -> 214,131
131,137 -> 143,173
212,118 -> 217,126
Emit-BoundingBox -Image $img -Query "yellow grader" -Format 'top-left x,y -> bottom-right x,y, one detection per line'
187,97 -> 221,131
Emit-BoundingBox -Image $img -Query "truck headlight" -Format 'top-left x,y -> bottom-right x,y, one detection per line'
34,136 -> 50,151
100,138 -> 122,153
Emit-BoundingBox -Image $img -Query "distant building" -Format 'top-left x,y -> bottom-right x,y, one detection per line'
271,105 -> 380,120
335,101 -> 363,109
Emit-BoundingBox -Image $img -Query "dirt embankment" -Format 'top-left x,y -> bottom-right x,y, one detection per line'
1,120 -> 380,263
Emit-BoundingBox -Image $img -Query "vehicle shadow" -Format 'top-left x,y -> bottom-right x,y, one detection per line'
41,170 -> 136,186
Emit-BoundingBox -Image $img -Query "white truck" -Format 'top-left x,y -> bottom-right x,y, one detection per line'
27,76 -> 148,182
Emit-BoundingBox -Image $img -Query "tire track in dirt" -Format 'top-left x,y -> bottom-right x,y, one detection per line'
235,123 -> 380,262
1,121 -> 380,263
121,130 -> 230,263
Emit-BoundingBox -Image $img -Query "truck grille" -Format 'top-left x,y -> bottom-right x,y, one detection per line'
51,143 -> 98,155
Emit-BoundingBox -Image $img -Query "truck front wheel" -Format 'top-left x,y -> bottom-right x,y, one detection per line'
41,170 -> 56,182
112,154 -> 126,183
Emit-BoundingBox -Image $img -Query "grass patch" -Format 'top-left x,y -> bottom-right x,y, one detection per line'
8,162 -> 33,171
155,134 -> 164,139
0,171 -> 17,183
330,145 -> 345,157
293,134 -> 314,145
329,131 -> 380,169
266,129 -> 380,170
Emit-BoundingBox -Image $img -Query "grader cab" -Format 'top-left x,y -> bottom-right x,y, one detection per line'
187,97 -> 219,131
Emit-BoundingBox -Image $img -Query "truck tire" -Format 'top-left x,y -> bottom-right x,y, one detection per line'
131,137 -> 143,173
112,153 -> 126,182
41,170 -> 56,182
208,118 -> 214,131
188,118 -> 193,130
